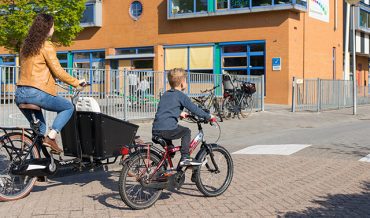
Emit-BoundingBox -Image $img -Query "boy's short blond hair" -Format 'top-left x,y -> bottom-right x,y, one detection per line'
167,68 -> 187,88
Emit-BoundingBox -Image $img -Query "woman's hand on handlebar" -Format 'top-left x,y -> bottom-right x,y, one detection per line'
77,79 -> 90,91
78,79 -> 88,87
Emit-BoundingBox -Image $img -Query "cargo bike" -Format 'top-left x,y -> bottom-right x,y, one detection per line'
0,84 -> 139,201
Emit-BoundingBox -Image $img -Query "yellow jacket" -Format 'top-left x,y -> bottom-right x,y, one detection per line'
17,41 -> 80,96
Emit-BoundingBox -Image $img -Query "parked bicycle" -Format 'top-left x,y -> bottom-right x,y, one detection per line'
192,85 -> 223,122
118,113 -> 233,209
0,83 -> 138,201
222,74 -> 256,119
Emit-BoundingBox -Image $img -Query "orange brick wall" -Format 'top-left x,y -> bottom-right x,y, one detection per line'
0,0 -> 345,104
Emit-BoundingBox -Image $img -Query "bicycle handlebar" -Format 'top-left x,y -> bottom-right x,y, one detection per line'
56,82 -> 91,104
200,84 -> 220,94
184,114 -> 217,126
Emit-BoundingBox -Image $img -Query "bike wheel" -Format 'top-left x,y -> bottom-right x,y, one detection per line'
222,97 -> 235,120
242,95 -> 254,118
119,151 -> 164,210
0,133 -> 39,201
194,146 -> 233,197
212,98 -> 223,122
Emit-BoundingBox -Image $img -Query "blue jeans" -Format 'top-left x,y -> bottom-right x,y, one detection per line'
15,86 -> 74,135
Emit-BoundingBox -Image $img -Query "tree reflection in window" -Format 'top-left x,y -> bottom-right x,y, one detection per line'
217,0 -> 228,9
231,0 -> 249,9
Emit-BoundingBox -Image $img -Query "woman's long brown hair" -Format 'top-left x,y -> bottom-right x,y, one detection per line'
21,14 -> 54,58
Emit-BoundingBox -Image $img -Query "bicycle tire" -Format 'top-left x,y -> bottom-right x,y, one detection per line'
119,150 -> 164,210
0,132 -> 39,201
242,95 -> 254,118
222,97 -> 235,120
194,145 -> 233,197
213,98 -> 223,122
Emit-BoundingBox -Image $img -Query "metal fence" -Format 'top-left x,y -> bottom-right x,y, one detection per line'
0,65 -> 264,127
292,77 -> 370,112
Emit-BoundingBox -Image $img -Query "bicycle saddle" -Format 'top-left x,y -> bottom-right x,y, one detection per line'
18,104 -> 41,111
152,136 -> 171,147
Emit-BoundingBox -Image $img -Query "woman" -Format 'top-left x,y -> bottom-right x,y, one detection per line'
15,14 -> 85,154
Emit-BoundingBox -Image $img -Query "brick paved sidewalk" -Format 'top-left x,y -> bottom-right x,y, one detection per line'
1,154 -> 370,217
2,105 -> 370,217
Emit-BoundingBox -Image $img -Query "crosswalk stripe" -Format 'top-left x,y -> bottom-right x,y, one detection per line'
232,144 -> 311,155
359,154 -> 370,162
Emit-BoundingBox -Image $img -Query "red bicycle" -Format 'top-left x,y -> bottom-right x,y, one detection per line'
118,114 -> 234,209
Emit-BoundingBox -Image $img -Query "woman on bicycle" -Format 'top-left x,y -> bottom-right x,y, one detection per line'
15,14 -> 85,154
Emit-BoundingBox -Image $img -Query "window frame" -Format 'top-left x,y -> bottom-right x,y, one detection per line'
116,46 -> 154,55
164,44 -> 215,87
170,0 -> 209,15
130,1 -> 143,20
220,41 -> 265,79
360,9 -> 368,28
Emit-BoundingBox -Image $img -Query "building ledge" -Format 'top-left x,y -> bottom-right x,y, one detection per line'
168,4 -> 306,20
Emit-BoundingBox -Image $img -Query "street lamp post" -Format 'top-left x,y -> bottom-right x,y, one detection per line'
346,0 -> 360,115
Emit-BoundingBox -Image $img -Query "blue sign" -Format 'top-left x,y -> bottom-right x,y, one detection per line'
272,57 -> 281,71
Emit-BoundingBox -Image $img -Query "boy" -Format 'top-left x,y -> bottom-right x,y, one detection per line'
152,68 -> 215,166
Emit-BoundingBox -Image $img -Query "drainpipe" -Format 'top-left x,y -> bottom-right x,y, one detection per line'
344,3 -> 351,80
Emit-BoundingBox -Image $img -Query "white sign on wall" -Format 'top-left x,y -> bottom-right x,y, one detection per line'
309,0 -> 329,23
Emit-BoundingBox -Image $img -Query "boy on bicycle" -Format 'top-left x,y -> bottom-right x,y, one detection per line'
152,68 -> 215,166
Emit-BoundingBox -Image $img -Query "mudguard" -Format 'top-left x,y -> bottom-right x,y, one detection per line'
194,143 -> 219,161
120,146 -> 165,167
192,143 -> 220,182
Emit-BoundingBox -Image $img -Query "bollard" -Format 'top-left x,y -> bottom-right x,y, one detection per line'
291,77 -> 296,112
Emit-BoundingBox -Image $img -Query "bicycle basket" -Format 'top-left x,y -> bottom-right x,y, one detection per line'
242,82 -> 256,95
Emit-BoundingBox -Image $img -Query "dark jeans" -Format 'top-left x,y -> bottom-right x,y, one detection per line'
153,125 -> 191,157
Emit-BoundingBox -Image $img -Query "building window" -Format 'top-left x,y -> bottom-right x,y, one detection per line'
133,59 -> 153,69
0,55 -> 16,85
217,0 -> 228,9
220,41 -> 265,76
360,10 -> 368,28
217,0 -> 298,10
72,50 -> 105,84
57,52 -> 68,68
116,47 -> 154,55
171,0 -> 208,14
130,1 -> 143,20
196,0 -> 208,12
223,57 -> 247,68
164,45 -> 214,85
252,0 -> 272,7
81,4 -> 94,24
80,2 -> 102,27
0,55 -> 15,66
230,0 -> 249,9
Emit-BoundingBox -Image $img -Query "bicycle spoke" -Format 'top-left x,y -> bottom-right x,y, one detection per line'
0,134 -> 37,200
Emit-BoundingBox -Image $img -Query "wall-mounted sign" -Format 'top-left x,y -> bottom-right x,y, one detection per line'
272,57 -> 281,71
309,0 -> 329,23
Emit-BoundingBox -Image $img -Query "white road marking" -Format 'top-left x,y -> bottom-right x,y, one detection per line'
232,144 -> 311,155
359,154 -> 370,162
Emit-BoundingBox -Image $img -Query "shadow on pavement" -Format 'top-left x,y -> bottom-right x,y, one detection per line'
88,191 -> 172,210
280,181 -> 370,217
32,168 -> 119,192
314,143 -> 370,158
31,167 -> 202,210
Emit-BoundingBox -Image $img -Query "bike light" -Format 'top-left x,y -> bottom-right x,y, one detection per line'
121,147 -> 130,155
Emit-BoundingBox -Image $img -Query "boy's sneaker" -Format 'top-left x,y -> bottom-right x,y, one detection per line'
179,156 -> 202,166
